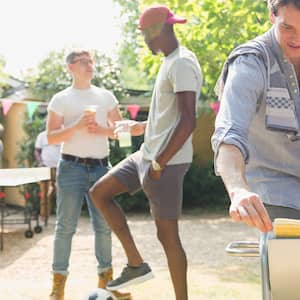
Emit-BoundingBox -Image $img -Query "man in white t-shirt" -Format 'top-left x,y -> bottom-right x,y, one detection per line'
34,130 -> 60,222
46,50 -> 131,300
90,6 -> 202,300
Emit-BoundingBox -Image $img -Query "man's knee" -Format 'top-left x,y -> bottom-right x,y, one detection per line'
89,174 -> 126,209
89,180 -> 109,210
155,220 -> 180,245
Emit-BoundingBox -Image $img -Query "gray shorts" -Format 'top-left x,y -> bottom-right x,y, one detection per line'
108,150 -> 190,220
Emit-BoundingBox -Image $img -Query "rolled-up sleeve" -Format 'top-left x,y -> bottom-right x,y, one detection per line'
212,54 -> 266,172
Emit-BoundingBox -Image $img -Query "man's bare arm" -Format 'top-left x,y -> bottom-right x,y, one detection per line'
217,143 -> 273,232
87,106 -> 122,139
46,110 -> 88,144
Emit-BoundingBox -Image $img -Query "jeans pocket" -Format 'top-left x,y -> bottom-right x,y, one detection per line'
57,159 -> 75,179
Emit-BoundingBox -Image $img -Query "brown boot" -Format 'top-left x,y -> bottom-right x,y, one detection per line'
98,268 -> 132,300
49,273 -> 67,300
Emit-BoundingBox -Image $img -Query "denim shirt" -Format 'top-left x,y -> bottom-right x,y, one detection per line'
212,27 -> 300,209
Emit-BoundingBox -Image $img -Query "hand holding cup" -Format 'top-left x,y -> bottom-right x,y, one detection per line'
84,105 -> 97,120
114,120 -> 132,147
83,105 -> 98,127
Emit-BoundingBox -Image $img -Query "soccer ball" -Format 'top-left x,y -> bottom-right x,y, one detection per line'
86,288 -> 117,300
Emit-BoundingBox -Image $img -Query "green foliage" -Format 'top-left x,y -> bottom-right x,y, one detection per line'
115,0 -> 269,102
25,50 -> 69,101
114,0 -> 140,67
113,0 -> 150,90
25,48 -> 128,101
183,161 -> 229,208
16,113 -> 45,168
15,111 -> 45,210
140,0 -> 269,102
92,51 -> 128,100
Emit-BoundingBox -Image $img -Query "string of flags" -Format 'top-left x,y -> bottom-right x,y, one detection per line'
0,98 -> 141,120
126,104 -> 140,119
0,98 -> 47,119
1,97 -> 220,119
210,101 -> 220,116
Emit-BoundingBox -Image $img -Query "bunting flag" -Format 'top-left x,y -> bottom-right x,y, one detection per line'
1,99 -> 13,116
26,102 -> 40,119
0,99 -> 142,120
127,104 -> 140,120
0,98 -> 48,117
210,101 -> 220,116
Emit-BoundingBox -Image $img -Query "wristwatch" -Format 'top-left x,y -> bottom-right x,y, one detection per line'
151,160 -> 163,171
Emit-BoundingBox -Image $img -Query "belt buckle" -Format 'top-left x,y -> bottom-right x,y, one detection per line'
83,158 -> 89,165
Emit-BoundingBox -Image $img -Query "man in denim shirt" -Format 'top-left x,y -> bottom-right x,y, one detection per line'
212,0 -> 300,232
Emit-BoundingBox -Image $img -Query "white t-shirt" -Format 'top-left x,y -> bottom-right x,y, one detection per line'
47,85 -> 118,158
35,131 -> 61,167
142,46 -> 203,164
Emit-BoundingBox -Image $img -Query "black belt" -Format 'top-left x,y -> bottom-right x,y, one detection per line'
62,154 -> 108,167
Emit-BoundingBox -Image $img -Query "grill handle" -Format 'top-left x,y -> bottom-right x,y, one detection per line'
225,241 -> 260,257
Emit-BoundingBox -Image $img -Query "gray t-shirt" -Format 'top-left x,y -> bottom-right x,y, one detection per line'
142,46 -> 202,164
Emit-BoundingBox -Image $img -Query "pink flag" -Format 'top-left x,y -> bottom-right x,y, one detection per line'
1,99 -> 14,116
210,101 -> 220,116
127,104 -> 140,120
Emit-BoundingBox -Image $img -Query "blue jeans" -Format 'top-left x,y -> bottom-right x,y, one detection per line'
52,158 -> 112,276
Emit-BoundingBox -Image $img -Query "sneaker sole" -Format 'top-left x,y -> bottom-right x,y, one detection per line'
111,291 -> 132,300
106,272 -> 154,291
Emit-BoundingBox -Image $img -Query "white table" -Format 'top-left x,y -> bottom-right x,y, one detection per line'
0,167 -> 50,186
0,167 -> 51,250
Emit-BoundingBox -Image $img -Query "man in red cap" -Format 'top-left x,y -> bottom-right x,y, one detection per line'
90,5 -> 202,300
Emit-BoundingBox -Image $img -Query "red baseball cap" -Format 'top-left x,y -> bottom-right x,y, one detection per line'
138,5 -> 187,30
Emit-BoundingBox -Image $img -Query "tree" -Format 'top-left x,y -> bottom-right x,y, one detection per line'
116,0 -> 269,102
25,48 -> 127,101
113,0 -> 150,90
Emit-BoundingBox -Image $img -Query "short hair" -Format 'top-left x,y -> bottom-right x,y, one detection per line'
268,0 -> 300,15
65,50 -> 92,64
